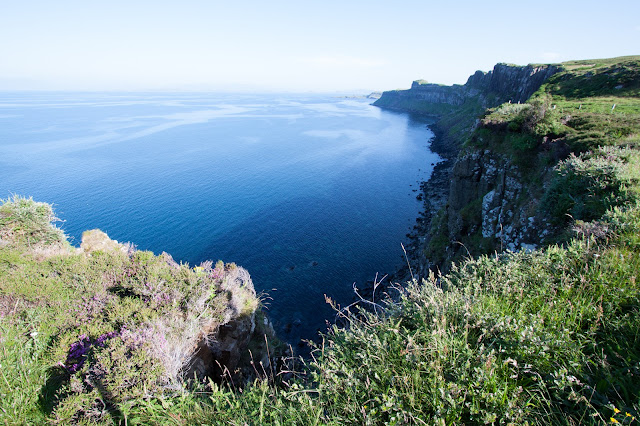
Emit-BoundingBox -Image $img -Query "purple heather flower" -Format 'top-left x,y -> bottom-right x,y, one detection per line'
64,331 -> 118,373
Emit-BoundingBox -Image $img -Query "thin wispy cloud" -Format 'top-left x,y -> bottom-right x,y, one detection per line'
540,52 -> 562,62
302,55 -> 386,68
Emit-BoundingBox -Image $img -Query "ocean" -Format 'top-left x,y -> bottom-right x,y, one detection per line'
0,91 -> 439,344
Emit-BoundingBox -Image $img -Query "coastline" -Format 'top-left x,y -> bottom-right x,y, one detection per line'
357,108 -> 458,302
397,119 -> 457,281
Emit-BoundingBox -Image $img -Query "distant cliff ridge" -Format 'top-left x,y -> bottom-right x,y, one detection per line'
464,63 -> 561,103
374,63 -> 560,115
375,56 -> 640,277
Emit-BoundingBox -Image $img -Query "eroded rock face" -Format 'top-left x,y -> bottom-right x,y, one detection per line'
408,82 -> 467,105
466,63 -> 561,103
182,267 -> 277,384
375,63 -> 560,113
80,229 -> 129,254
447,150 -> 550,255
185,312 -> 256,382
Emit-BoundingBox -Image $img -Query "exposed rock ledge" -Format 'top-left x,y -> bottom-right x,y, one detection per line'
374,62 -> 561,275
81,229 -> 277,384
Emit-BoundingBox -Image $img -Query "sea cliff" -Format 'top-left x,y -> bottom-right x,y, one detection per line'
374,63 -> 560,114
377,56 -> 640,274
0,196 -> 278,422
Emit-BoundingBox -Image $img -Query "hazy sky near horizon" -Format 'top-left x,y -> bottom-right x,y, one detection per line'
1,0 -> 639,92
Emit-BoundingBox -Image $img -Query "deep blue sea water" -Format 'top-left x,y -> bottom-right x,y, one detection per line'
0,92 -> 439,344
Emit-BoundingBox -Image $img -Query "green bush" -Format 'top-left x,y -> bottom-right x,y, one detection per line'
0,195 -> 66,249
541,146 -> 639,224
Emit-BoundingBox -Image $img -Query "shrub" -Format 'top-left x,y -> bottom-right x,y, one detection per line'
541,146 -> 639,224
0,195 -> 66,249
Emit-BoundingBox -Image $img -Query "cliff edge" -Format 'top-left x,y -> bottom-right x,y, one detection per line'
374,62 -> 560,116
0,196 -> 278,422
377,56 -> 640,275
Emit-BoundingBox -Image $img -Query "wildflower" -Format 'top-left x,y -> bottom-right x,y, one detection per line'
65,332 -> 117,373
610,418 -> 619,424
614,407 -> 621,414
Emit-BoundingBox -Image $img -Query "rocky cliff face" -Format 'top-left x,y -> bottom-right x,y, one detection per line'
375,63 -> 561,274
184,267 -> 277,383
447,151 -> 551,256
465,63 -> 560,103
407,82 -> 467,105
374,63 -> 560,115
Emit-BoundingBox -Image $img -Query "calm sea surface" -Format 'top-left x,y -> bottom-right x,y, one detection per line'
0,92 -> 439,344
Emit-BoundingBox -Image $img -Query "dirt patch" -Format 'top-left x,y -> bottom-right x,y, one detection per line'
0,294 -> 40,317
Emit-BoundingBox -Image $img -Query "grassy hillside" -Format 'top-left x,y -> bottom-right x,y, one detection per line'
3,198 -> 639,424
1,56 -> 639,424
425,56 -> 640,266
0,196 -> 264,424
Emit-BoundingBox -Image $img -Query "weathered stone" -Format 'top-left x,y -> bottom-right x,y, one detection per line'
375,63 -> 560,113
80,229 -> 128,254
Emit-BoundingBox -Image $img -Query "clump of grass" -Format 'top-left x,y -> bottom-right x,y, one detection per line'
541,146 -> 640,224
0,196 -> 265,424
0,195 -> 66,250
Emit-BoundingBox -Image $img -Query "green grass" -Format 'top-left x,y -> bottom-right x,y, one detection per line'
0,196 -> 262,424
5,198 -> 638,424
541,146 -> 640,225
477,58 -> 640,156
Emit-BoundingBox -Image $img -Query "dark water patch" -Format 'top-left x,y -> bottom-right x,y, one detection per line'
0,92 -> 439,346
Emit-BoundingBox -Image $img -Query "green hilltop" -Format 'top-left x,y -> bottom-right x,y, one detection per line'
1,56 -> 640,424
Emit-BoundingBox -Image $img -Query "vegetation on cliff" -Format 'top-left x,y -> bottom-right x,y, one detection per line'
430,56 -> 640,265
3,197 -> 639,424
0,196 -> 267,423
1,56 -> 639,424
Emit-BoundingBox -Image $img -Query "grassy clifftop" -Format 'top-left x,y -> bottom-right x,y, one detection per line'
4,201 -> 639,424
0,196 -> 268,423
412,57 -> 640,270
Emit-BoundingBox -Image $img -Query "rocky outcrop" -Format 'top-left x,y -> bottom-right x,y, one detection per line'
447,151 -> 551,257
80,229 -> 130,254
186,312 -> 256,382
375,63 -> 560,115
374,62 -> 561,274
182,266 -> 278,383
78,228 -> 276,384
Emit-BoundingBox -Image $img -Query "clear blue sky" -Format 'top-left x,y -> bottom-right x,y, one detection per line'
1,0 -> 638,92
